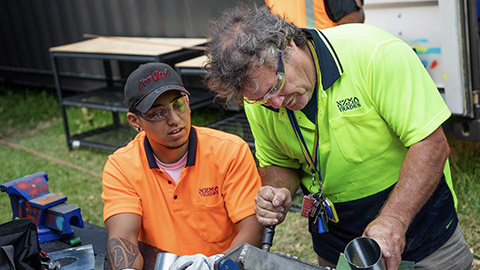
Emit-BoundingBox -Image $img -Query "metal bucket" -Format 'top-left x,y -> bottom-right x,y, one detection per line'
344,237 -> 385,270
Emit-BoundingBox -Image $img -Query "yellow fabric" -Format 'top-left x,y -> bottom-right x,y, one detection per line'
245,24 -> 453,203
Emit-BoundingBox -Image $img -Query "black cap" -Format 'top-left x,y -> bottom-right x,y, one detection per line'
124,62 -> 190,113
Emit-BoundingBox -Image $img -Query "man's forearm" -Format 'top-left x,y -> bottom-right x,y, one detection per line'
225,215 -> 264,253
107,237 -> 143,270
259,165 -> 301,196
379,127 -> 450,228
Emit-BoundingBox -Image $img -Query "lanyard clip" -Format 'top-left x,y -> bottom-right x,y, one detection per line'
309,171 -> 322,194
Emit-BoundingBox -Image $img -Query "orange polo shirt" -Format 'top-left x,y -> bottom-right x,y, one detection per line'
102,126 -> 261,256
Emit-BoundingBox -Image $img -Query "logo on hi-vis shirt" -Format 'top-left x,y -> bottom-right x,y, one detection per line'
336,97 -> 361,112
199,186 -> 219,197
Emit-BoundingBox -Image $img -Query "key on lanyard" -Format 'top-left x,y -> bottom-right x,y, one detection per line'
323,197 -> 339,223
313,202 -> 328,234
319,206 -> 329,233
310,198 -> 322,219
307,196 -> 329,234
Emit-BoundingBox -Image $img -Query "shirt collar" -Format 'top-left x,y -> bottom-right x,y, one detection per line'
302,28 -> 343,90
144,126 -> 198,169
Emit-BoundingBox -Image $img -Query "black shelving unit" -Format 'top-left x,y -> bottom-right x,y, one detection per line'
49,37 -> 209,151
207,112 -> 255,149
175,56 -> 255,150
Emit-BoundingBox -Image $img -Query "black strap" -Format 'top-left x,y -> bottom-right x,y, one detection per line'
299,183 -> 310,196
324,0 -> 360,22
0,245 -> 15,270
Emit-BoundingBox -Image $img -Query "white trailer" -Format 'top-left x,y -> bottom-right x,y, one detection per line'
364,0 -> 480,140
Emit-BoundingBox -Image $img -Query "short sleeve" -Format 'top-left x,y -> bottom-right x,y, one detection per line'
101,156 -> 143,222
221,140 -> 262,223
367,39 -> 451,146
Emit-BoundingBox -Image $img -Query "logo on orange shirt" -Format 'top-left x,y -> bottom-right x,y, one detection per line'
199,186 -> 218,197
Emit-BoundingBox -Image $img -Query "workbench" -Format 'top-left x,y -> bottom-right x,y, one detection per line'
49,36 -> 209,151
41,222 -> 163,269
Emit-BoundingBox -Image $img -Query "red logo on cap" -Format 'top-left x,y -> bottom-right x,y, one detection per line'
138,68 -> 170,91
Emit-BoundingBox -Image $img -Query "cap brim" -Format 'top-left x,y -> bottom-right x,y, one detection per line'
135,86 -> 190,113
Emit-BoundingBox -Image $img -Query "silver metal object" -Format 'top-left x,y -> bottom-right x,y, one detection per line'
218,243 -> 329,270
344,237 -> 385,270
154,252 -> 179,270
47,244 -> 95,270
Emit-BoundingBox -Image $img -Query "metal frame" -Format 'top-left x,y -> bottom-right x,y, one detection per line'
207,112 -> 256,149
50,43 -> 205,151
175,56 -> 256,150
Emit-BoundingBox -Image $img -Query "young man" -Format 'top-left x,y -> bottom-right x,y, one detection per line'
203,5 -> 473,270
102,62 -> 263,270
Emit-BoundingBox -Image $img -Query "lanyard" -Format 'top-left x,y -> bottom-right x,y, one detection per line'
287,39 -> 323,193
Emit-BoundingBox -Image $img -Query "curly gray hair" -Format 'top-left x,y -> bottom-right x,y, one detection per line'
204,5 -> 307,105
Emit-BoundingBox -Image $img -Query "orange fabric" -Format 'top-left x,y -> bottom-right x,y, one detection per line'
312,0 -> 338,29
102,126 -> 261,256
265,0 -> 338,29
265,0 -> 307,27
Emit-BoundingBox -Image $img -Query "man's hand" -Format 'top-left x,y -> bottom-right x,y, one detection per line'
362,127 -> 450,269
169,254 -> 222,270
254,186 -> 292,226
363,215 -> 407,270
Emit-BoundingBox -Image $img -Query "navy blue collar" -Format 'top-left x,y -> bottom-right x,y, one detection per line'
302,28 -> 343,90
144,126 -> 197,169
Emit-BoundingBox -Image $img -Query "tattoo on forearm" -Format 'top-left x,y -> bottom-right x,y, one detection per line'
107,237 -> 139,269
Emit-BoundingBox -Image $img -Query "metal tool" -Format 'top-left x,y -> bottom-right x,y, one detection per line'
0,172 -> 84,243
215,224 -> 329,270
47,244 -> 95,270
261,225 -> 276,252
215,242 -> 329,270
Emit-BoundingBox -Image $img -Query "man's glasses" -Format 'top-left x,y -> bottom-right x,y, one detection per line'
136,94 -> 189,121
244,50 -> 285,105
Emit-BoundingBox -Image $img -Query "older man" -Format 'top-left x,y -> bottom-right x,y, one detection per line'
204,5 -> 472,269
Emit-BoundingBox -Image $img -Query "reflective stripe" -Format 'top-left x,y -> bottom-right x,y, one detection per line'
305,0 -> 316,28
314,29 -> 343,77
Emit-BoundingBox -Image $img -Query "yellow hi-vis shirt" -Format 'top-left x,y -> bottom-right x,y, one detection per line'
245,24 -> 454,204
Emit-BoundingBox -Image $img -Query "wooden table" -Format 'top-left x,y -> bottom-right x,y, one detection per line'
50,36 -> 207,58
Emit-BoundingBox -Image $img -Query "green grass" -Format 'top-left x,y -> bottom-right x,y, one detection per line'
447,136 -> 480,265
0,86 -> 225,225
0,87 -> 108,225
0,86 -> 479,268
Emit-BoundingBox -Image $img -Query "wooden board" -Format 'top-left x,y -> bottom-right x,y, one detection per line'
175,55 -> 208,68
50,37 -> 207,56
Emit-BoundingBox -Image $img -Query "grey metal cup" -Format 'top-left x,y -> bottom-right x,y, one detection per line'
154,252 -> 179,270
344,237 -> 386,270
